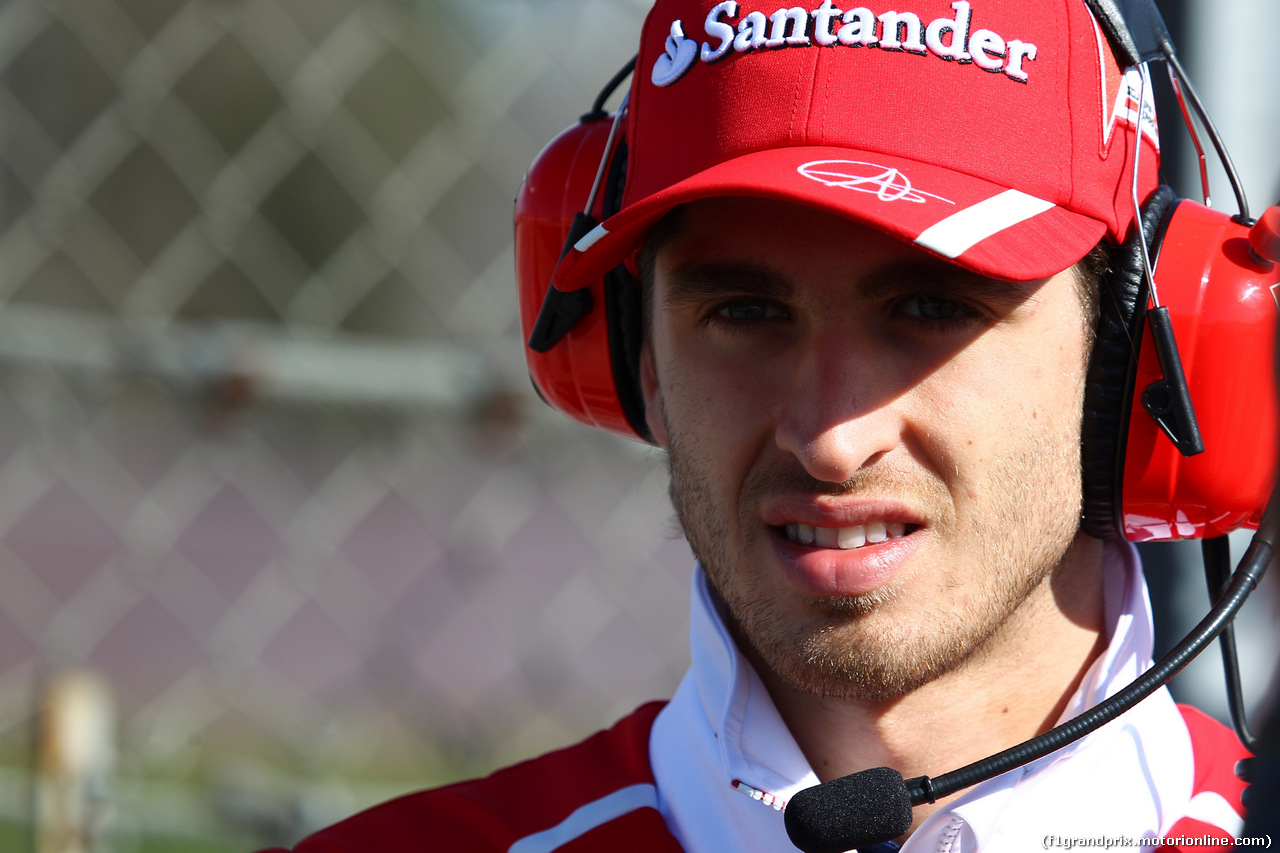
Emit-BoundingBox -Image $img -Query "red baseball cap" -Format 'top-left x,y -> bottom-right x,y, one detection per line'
549,0 -> 1160,292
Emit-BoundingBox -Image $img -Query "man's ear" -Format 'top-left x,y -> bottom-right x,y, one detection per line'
639,341 -> 668,447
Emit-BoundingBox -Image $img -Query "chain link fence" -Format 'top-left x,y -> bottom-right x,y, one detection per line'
1,0 -> 1277,850
0,0 -> 697,848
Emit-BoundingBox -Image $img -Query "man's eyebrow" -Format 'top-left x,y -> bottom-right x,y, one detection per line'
660,262 -> 792,310
660,258 -> 1044,310
859,261 -> 1042,308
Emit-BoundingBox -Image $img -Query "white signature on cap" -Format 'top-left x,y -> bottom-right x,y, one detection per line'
799,160 -> 955,205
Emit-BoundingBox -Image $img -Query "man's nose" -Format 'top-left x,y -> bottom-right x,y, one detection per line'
772,335 -> 904,484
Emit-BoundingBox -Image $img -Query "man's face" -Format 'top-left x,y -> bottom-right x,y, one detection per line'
641,197 -> 1098,703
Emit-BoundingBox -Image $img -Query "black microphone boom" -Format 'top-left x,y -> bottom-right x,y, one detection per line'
784,490 -> 1278,853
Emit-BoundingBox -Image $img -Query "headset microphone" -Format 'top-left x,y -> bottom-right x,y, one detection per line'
785,489 -> 1279,853
783,768 -> 913,853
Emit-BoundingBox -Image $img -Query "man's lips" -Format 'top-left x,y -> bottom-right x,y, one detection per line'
761,495 -> 925,535
761,496 -> 925,595
780,520 -> 914,550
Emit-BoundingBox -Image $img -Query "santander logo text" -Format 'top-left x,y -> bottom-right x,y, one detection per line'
652,1 -> 1038,88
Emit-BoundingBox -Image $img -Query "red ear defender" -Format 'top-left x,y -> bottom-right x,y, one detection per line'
1120,201 -> 1280,541
515,115 -> 649,441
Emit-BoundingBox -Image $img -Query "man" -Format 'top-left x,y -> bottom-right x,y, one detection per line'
266,1 -> 1251,850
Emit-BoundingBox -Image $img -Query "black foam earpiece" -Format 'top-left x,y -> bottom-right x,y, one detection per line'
1081,184 -> 1178,540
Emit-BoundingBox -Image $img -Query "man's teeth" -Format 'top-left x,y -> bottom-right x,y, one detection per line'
784,521 -> 907,549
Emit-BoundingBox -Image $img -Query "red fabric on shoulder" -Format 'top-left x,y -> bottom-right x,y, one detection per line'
1159,704 -> 1249,853
265,701 -> 680,853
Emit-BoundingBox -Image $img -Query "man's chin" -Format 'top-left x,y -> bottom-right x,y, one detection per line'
769,646 -> 966,704
805,584 -> 904,618
743,610 -> 979,704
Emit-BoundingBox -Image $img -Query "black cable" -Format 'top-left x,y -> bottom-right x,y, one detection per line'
1163,52 -> 1252,224
581,55 -> 638,123
906,490 -> 1279,803
1203,536 -> 1259,752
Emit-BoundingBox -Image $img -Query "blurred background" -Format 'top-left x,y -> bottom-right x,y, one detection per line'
0,0 -> 1275,850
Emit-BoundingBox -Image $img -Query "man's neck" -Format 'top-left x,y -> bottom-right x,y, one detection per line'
752,534 -> 1108,834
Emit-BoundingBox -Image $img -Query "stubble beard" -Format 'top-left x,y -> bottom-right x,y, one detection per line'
664,418 -> 1085,705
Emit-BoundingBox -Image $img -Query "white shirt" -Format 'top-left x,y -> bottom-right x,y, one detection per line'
649,542 -> 1241,852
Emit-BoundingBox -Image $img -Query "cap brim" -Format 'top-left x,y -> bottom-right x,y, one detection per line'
552,145 -> 1106,292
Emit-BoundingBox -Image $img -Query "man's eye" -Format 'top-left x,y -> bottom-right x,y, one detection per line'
898,295 -> 968,321
716,301 -> 785,322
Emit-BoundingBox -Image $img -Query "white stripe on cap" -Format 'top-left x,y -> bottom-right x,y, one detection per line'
914,190 -> 1055,259
574,223 -> 610,253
